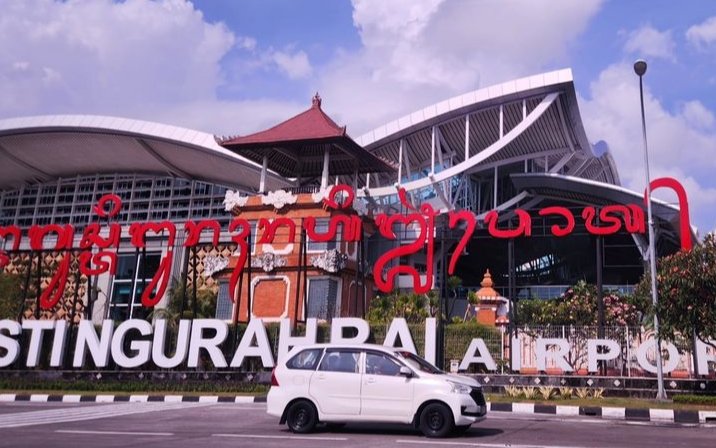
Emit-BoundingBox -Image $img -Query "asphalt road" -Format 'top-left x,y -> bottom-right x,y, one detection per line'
0,401 -> 713,448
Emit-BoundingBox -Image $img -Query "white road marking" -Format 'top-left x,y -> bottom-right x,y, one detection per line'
56,429 -> 173,436
213,433 -> 349,441
395,440 -> 590,448
0,402 -> 214,428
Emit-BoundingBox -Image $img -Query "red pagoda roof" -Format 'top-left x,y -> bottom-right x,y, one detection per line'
220,94 -> 346,146
218,94 -> 395,178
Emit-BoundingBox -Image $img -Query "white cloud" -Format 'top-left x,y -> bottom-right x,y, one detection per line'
0,0 -> 231,115
272,50 -> 312,80
578,63 -> 716,233
0,0 -> 298,136
686,16 -> 716,49
623,25 -> 676,61
681,100 -> 715,130
318,0 -> 604,134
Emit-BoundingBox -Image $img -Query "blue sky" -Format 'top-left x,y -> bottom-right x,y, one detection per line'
0,0 -> 715,233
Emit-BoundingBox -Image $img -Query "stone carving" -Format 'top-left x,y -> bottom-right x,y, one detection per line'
352,198 -> 368,216
203,256 -> 229,278
310,249 -> 348,273
261,189 -> 297,210
312,188 -> 329,203
223,190 -> 249,212
251,252 -> 287,272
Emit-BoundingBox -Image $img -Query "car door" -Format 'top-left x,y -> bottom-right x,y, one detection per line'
308,348 -> 361,416
360,350 -> 414,419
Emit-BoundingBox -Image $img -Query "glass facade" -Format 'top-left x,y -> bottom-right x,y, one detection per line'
0,173 -> 240,229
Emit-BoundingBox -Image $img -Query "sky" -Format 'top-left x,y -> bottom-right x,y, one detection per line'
1,0 -> 715,234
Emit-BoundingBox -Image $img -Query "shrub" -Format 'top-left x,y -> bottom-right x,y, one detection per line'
538,385 -> 555,400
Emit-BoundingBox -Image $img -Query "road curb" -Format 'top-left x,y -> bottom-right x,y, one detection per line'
0,393 -> 266,404
2,393 -> 714,425
487,402 -> 716,424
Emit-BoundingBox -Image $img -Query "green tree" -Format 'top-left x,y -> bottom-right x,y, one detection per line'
446,275 -> 463,317
151,277 -> 217,321
366,290 -> 433,324
516,280 -> 641,326
0,272 -> 23,320
636,233 -> 716,349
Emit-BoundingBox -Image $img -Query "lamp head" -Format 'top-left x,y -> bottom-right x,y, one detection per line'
634,60 -> 647,76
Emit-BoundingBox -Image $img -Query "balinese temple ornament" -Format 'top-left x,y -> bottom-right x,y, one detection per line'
310,249 -> 348,273
223,190 -> 249,212
203,256 -> 229,278
260,190 -> 297,210
250,253 -> 288,273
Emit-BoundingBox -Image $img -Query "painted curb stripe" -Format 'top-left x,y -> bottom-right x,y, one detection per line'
601,407 -> 625,419
534,404 -> 556,414
253,396 -> 267,403
625,408 -> 650,421
579,406 -> 602,417
649,409 -> 674,421
489,402 -> 512,412
512,403 -> 535,414
674,410 -> 699,423
555,405 -> 580,416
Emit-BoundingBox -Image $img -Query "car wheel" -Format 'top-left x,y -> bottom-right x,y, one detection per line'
286,400 -> 318,433
419,403 -> 454,438
454,424 -> 471,435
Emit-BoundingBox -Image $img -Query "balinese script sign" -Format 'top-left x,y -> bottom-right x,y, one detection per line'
0,177 -> 692,311
1,318 -> 713,374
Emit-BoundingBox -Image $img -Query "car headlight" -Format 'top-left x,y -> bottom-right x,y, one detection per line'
449,381 -> 472,394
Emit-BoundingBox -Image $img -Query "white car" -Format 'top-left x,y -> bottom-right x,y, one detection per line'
266,343 -> 486,437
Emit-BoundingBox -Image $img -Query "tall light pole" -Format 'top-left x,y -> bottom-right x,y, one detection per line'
634,59 -> 667,400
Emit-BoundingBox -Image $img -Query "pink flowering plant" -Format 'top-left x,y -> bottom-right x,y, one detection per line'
636,233 -> 716,349
517,280 -> 641,327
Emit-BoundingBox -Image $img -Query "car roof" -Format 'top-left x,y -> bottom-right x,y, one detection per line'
287,343 -> 404,353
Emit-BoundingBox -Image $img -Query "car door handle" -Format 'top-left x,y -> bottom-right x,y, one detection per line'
315,374 -> 326,380
366,377 -> 376,384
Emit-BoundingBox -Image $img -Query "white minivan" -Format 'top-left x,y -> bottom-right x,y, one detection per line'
266,343 -> 486,437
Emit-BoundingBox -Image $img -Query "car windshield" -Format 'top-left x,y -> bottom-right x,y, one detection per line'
395,351 -> 444,374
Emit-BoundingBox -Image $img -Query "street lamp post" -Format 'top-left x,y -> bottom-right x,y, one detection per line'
634,59 -> 667,400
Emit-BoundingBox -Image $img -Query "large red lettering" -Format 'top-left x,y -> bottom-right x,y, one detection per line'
228,218 -> 251,303
648,177 -> 692,251
373,189 -> 437,294
447,210 -> 476,275
538,206 -> 575,237
484,210 -> 532,238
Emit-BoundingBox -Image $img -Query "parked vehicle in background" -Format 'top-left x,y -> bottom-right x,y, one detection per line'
266,343 -> 487,437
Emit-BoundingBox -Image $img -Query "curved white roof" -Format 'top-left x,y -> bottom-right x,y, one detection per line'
357,68 -> 620,199
0,115 -> 291,191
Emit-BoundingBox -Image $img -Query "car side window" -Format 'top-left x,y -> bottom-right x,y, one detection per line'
286,348 -> 323,370
318,350 -> 359,373
365,352 -> 402,376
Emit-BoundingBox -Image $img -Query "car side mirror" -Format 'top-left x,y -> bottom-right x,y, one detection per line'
399,366 -> 413,378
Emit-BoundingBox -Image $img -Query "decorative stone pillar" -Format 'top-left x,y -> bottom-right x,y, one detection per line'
475,269 -> 506,327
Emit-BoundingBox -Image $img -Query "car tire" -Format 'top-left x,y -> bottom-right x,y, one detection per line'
286,400 -> 318,434
419,403 -> 454,438
454,424 -> 471,435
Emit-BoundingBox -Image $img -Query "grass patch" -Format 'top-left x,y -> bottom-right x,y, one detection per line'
487,393 -> 716,411
0,379 -> 268,395
672,394 -> 716,406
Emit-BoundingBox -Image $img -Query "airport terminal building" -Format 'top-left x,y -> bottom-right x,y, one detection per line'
0,69 -> 690,325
